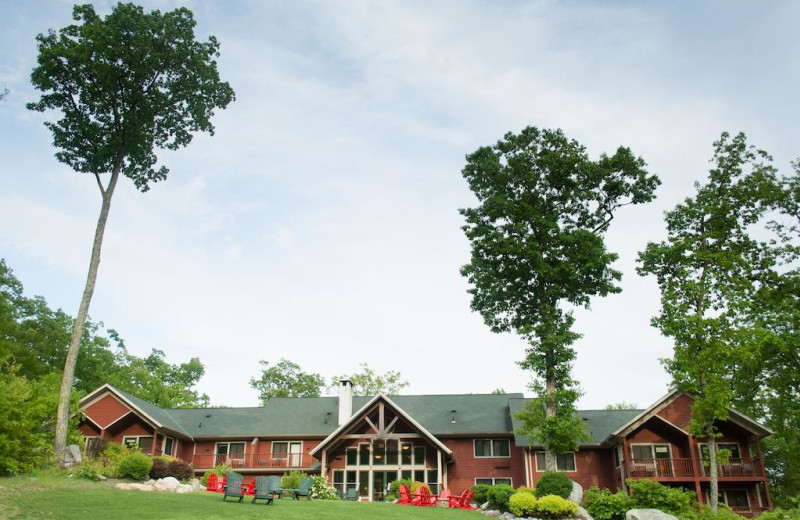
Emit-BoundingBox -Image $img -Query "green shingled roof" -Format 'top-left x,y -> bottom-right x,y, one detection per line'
98,387 -> 641,444
508,398 -> 642,446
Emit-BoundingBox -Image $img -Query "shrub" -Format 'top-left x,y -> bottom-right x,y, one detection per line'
282,470 -> 307,489
471,484 -> 492,504
510,492 -> 539,517
532,494 -> 579,519
627,479 -> 697,519
116,450 -> 153,480
697,505 -> 744,520
410,481 -> 430,494
167,460 -> 194,481
759,508 -> 800,520
517,485 -> 536,494
201,462 -> 231,486
150,457 -> 170,479
583,486 -> 632,520
536,471 -> 574,499
309,474 -> 339,500
487,484 -> 516,512
99,443 -> 129,477
74,460 -> 105,481
389,478 -> 413,497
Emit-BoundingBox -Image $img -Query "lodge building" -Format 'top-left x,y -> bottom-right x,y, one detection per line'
78,380 -> 773,516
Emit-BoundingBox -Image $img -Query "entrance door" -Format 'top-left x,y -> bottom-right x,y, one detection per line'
289,442 -> 302,467
373,471 -> 385,502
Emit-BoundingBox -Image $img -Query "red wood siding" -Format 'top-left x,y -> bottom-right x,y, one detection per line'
656,394 -> 694,430
627,423 -> 690,459
79,421 -> 100,437
529,448 -> 619,492
444,438 -> 526,494
84,393 -> 132,428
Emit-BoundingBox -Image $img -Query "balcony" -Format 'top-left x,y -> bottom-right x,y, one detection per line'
192,453 -> 317,471
623,458 -> 765,480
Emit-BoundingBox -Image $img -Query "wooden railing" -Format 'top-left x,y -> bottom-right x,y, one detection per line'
192,453 -> 316,470
731,506 -> 767,518
623,458 -> 765,479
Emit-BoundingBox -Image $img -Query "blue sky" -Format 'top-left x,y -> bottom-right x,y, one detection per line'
1,0 -> 797,407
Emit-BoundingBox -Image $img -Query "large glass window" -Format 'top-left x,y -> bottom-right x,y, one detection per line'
123,436 -> 153,452
413,446 -> 426,465
401,443 -> 413,464
535,451 -> 576,472
386,440 -> 398,465
359,443 -> 370,466
333,470 -> 344,495
474,439 -> 510,458
372,440 -> 386,466
346,447 -> 358,466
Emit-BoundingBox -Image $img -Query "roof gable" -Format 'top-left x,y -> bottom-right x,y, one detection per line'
310,394 -> 453,458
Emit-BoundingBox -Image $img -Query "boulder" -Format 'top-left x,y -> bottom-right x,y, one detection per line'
175,484 -> 194,494
64,445 -> 82,466
569,480 -> 583,504
153,477 -> 180,492
577,506 -> 594,520
626,509 -> 680,520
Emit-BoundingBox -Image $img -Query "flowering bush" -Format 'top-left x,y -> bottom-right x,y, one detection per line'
309,475 -> 339,500
509,491 -> 539,517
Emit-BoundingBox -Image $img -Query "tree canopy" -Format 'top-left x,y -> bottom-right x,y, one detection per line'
250,358 -> 325,404
27,2 -> 234,462
637,132 -> 795,511
330,363 -> 409,396
460,126 -> 659,469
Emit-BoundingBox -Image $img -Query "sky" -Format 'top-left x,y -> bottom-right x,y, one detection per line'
1,0 -> 798,409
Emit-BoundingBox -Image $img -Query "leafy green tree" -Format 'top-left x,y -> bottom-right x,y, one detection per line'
637,132 -> 792,512
330,363 -> 409,396
604,401 -> 638,410
108,331 -> 209,408
27,3 -> 234,462
250,358 -> 325,404
460,126 -> 659,471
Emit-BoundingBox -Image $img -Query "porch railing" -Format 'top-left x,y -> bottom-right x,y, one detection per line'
192,453 -> 315,470
623,458 -> 765,479
731,506 -> 767,518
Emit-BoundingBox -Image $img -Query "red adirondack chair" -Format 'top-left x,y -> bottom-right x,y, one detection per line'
206,473 -> 219,492
449,489 -> 476,509
411,487 -> 437,507
397,484 -> 414,505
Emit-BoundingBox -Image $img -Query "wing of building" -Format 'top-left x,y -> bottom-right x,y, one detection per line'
79,382 -> 773,516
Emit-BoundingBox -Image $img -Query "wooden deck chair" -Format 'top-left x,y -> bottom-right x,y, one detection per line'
294,477 -> 312,500
266,476 -> 282,498
222,472 -> 245,502
344,487 -> 358,500
251,476 -> 274,505
448,489 -> 476,510
206,473 -> 219,492
396,484 -> 414,505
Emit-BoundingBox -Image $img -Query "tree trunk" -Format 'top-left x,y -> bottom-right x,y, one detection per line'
544,375 -> 557,472
53,165 -> 121,464
707,427 -> 719,513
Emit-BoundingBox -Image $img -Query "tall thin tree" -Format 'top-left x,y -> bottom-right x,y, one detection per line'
27,3 -> 234,462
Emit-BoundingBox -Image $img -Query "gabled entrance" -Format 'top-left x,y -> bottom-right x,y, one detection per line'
311,394 -> 453,501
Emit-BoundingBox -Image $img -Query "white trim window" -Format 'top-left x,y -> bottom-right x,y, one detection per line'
475,477 -> 513,486
474,439 -> 511,458
271,441 -> 303,466
699,442 -> 742,459
162,436 -> 175,457
534,451 -> 576,472
215,441 -> 246,466
123,436 -> 153,452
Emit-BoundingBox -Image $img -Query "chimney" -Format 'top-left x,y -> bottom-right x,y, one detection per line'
338,379 -> 353,426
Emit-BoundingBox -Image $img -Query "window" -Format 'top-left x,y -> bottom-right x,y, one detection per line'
613,446 -> 621,468
700,443 -> 742,459
413,446 -> 426,465
215,442 -> 245,465
401,443 -> 413,464
272,441 -> 302,466
346,447 -> 358,466
474,439 -> 511,458
535,451 -> 576,472
162,436 -> 175,457
359,443 -> 370,466
631,444 -> 672,460
333,470 -> 344,495
123,436 -> 153,452
475,477 -> 513,486
427,470 -> 439,494
724,490 -> 750,508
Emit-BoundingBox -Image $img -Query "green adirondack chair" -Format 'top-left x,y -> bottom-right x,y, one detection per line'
294,477 -> 312,500
222,472 -> 245,502
266,475 -> 282,498
251,476 -> 274,505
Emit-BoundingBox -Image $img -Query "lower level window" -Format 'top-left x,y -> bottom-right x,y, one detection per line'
722,490 -> 750,508
535,451 -> 576,472
123,436 -> 153,452
475,478 -> 513,486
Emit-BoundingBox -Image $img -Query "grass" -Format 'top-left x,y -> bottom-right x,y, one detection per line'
0,474 -> 479,520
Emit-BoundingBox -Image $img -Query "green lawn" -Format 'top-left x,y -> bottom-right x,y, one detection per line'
0,475 -> 479,520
